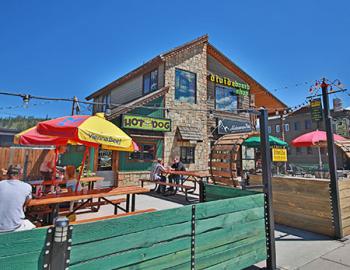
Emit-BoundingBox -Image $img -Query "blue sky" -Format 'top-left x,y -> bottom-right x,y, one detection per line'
0,0 -> 349,118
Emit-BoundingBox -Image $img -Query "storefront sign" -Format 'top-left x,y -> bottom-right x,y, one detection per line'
272,148 -> 288,162
217,119 -> 252,134
122,114 -> 171,132
208,74 -> 250,96
310,98 -> 323,122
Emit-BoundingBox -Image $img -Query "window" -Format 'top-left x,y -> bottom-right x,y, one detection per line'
175,69 -> 196,103
320,147 -> 326,155
296,147 -> 302,154
307,147 -> 312,155
268,126 -> 272,134
294,122 -> 300,131
275,125 -> 280,133
143,69 -> 158,94
101,93 -> 111,112
215,85 -> 238,112
97,149 -> 112,171
284,123 -> 290,132
129,143 -> 156,162
95,93 -> 111,113
180,147 -> 195,164
305,119 -> 312,129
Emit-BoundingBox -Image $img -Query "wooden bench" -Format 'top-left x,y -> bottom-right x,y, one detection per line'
139,179 -> 195,201
28,198 -> 127,219
70,208 -> 157,224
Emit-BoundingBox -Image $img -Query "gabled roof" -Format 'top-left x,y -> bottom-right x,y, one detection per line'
86,35 -> 287,114
207,44 -> 287,114
86,35 -> 209,100
106,86 -> 169,120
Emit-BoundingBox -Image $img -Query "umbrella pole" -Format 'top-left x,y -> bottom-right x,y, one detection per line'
317,145 -> 323,176
76,147 -> 89,191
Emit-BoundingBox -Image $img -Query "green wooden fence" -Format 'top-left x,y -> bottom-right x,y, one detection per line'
0,184 -> 267,270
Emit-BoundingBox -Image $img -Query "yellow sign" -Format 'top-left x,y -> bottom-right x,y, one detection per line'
272,148 -> 287,162
208,73 -> 250,96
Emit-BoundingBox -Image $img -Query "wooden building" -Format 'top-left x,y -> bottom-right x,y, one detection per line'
86,35 -> 286,186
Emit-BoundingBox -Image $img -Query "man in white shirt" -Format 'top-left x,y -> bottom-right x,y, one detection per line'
0,165 -> 35,232
150,159 -> 166,194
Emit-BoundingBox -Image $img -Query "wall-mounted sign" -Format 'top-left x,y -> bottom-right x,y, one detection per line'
208,74 -> 250,96
310,98 -> 323,122
122,114 -> 171,132
217,119 -> 252,134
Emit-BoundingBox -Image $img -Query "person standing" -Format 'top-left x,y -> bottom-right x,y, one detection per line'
0,165 -> 35,233
39,146 -> 67,180
167,156 -> 186,194
150,159 -> 166,194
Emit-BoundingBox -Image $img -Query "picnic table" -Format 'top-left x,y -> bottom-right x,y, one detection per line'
27,186 -> 149,224
140,170 -> 210,202
28,176 -> 104,190
163,170 -> 211,192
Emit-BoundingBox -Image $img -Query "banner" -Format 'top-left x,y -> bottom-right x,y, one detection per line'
272,148 -> 287,162
217,119 -> 252,134
122,114 -> 171,132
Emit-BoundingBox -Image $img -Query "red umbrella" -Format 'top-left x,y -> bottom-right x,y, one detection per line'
292,130 -> 346,147
292,130 -> 346,170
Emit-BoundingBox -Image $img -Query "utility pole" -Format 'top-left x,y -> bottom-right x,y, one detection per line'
71,96 -> 78,116
321,78 -> 342,239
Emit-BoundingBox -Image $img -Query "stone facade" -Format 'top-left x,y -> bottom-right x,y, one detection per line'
163,43 -> 209,171
117,171 -> 150,187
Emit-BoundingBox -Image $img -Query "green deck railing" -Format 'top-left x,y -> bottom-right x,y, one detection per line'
0,184 -> 267,270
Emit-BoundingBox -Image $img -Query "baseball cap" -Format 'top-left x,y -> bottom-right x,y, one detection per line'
7,165 -> 22,176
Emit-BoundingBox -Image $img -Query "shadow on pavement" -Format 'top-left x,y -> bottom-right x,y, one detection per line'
275,224 -> 332,241
143,191 -> 198,205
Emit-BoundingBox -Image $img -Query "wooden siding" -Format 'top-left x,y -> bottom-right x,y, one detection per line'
340,179 -> 350,236
0,147 -> 48,179
249,174 -> 335,236
94,63 -> 165,110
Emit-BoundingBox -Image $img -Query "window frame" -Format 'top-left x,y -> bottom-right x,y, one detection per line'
128,141 -> 157,163
307,147 -> 313,155
294,121 -> 300,131
305,119 -> 312,130
275,124 -> 280,133
180,146 -> 195,164
214,85 -> 239,113
175,68 -> 197,104
143,68 -> 158,95
284,123 -> 290,132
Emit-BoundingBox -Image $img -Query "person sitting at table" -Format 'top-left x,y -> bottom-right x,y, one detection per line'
39,146 -> 67,180
150,159 -> 166,194
167,156 -> 186,195
65,165 -> 81,192
0,165 -> 36,232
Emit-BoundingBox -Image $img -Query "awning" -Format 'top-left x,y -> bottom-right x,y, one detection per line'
177,126 -> 203,142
